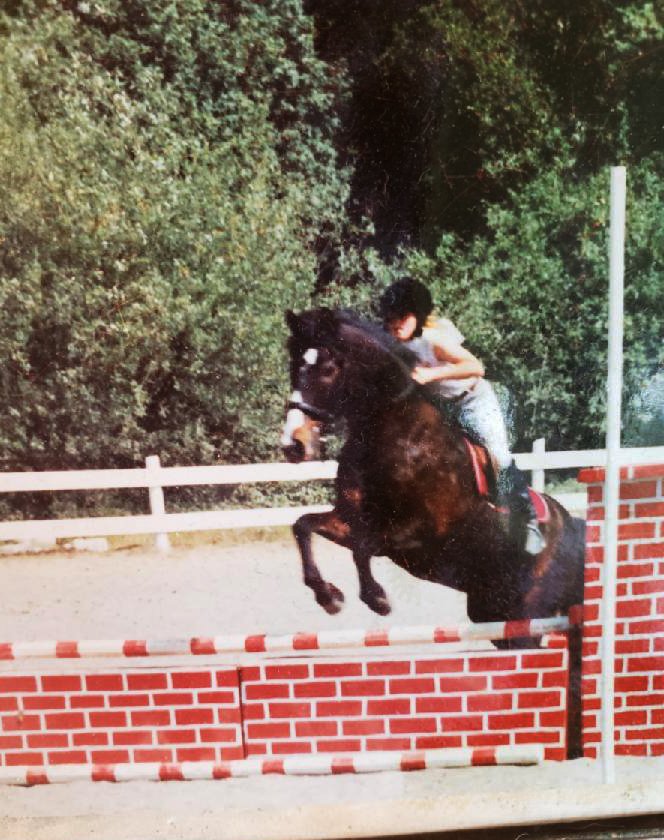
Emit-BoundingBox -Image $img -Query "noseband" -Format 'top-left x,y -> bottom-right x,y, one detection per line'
288,399 -> 336,425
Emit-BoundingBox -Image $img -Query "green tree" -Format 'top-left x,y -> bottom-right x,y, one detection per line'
310,0 -> 662,254
0,0 -> 661,514
0,1 -> 350,484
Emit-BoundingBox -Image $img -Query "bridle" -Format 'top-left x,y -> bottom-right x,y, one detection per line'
287,397 -> 336,425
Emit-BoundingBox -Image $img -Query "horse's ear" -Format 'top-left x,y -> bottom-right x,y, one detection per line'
285,309 -> 301,335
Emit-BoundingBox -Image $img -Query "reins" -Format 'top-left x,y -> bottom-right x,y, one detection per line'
287,399 -> 336,424
391,377 -> 417,404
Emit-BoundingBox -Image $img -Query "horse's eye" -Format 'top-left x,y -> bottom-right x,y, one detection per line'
320,362 -> 338,377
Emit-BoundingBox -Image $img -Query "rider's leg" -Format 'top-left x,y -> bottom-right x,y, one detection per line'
496,461 -> 547,555
453,379 -> 546,555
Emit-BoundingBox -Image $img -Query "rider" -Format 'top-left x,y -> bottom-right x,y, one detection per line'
379,276 -> 546,556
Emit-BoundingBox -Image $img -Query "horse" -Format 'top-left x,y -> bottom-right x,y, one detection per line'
281,307 -> 585,758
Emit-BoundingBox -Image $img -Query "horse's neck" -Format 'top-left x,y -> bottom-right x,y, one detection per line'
342,384 -> 412,427
345,360 -> 414,417
348,390 -> 463,455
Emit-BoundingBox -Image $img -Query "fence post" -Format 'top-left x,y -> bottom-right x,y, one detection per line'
145,455 -> 171,552
532,438 -> 545,492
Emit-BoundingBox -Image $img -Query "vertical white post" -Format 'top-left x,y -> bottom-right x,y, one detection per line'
532,438 -> 545,492
601,166 -> 626,785
146,455 -> 171,553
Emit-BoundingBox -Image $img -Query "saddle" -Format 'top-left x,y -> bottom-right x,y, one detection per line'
463,438 -> 550,524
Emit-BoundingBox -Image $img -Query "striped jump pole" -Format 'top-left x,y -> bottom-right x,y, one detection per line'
0,615 -> 575,660
0,745 -> 544,786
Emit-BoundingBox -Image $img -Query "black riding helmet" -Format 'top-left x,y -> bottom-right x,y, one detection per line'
379,277 -> 433,338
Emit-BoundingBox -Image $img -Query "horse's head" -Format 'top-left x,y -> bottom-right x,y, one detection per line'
281,309 -> 344,462
281,308 -> 417,462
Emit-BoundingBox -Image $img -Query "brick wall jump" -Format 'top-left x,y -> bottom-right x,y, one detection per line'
579,463 -> 664,758
0,643 -> 570,768
4,460 -> 662,771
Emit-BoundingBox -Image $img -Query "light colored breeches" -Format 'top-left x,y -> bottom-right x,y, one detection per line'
447,378 -> 513,470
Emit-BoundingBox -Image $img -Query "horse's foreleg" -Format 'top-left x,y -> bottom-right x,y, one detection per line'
292,511 -> 350,615
353,551 -> 391,616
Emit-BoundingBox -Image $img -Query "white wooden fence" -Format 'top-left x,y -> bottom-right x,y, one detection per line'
1,442 -> 662,549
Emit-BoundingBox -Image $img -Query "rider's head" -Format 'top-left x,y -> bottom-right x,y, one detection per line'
379,277 -> 433,340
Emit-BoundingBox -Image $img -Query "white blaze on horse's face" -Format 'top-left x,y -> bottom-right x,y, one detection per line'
303,348 -> 318,366
281,391 -> 306,448
281,389 -> 322,462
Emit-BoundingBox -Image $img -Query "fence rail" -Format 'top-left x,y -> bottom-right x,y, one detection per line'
0,460 -> 340,493
1,444 -> 662,547
1,446 -> 663,494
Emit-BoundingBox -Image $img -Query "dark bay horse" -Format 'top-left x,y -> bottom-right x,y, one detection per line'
282,308 -> 585,756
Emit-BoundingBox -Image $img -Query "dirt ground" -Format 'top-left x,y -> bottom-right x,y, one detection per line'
0,533 -> 470,644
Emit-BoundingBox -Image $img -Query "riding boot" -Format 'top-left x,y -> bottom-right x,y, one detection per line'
497,461 -> 547,556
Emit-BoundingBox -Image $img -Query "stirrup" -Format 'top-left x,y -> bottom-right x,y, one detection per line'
524,520 -> 546,556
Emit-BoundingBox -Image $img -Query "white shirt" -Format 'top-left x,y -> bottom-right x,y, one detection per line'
406,317 -> 480,400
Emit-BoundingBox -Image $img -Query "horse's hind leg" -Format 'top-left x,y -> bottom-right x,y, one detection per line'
293,510 -> 350,615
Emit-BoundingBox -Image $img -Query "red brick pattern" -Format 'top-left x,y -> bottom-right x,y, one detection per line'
239,649 -> 569,761
1,651 -> 569,767
0,668 -> 243,767
579,468 -> 664,758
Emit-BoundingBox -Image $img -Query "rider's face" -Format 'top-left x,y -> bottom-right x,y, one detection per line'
386,313 -> 418,342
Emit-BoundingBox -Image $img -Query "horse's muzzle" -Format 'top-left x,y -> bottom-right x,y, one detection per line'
281,404 -> 322,462
282,440 -> 306,463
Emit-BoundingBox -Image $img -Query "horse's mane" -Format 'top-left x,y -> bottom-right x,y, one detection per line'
334,310 -> 418,370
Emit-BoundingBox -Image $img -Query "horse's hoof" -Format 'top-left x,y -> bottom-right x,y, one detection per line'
321,597 -> 343,615
362,594 -> 392,616
316,583 -> 345,614
373,596 -> 392,616
328,583 -> 345,603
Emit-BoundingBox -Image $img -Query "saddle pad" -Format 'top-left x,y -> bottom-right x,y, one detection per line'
463,437 -> 490,497
528,487 -> 551,524
463,438 -> 550,524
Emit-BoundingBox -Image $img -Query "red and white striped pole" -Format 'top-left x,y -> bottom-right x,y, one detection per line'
0,745 -> 544,786
0,615 -> 575,661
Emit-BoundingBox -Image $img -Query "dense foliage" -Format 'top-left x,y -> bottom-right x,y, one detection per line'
0,0 -> 661,510
310,0 -> 663,250
0,0 -> 351,478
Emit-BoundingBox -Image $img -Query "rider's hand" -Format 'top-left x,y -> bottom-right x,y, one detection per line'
412,366 -> 437,385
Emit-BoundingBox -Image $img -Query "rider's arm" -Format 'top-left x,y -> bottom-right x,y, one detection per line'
412,333 -> 485,385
